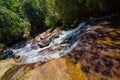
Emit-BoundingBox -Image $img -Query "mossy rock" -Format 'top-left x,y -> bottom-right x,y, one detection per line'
0,44 -> 5,52
65,57 -> 87,80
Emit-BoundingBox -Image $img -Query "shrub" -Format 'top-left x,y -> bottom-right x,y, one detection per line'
23,0 -> 47,33
0,7 -> 31,44
45,0 -> 120,27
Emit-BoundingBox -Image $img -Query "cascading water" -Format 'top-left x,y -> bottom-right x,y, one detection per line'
3,21 -> 95,65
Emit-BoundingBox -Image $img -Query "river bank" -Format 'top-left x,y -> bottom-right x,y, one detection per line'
0,14 -> 120,80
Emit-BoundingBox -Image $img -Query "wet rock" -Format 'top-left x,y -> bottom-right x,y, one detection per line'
34,36 -> 41,42
39,32 -> 47,39
3,50 -> 14,59
38,40 -> 50,48
68,24 -> 120,79
38,42 -> 44,48
0,58 -> 15,79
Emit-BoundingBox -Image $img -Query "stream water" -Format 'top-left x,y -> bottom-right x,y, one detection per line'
3,21 -> 95,65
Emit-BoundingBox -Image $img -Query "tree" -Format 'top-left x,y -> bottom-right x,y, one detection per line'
0,0 -> 29,21
45,0 -> 89,27
23,0 -> 47,34
0,7 -> 31,45
45,0 -> 120,27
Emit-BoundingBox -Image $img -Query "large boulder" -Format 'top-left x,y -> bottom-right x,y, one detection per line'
1,58 -> 87,80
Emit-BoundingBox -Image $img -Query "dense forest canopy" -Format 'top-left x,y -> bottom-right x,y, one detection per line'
0,0 -> 120,47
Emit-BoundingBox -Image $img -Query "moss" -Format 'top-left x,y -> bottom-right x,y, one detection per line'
96,33 -> 120,46
57,46 -> 64,51
115,29 -> 120,34
95,40 -> 102,44
94,27 -> 120,58
109,32 -> 118,38
103,36 -> 120,46
66,57 -> 87,80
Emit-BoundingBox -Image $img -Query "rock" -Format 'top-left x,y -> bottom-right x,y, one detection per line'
0,58 -> 15,79
46,32 -> 52,38
0,58 -> 87,80
22,31 -> 30,39
39,32 -> 47,39
34,36 -> 41,42
21,58 -> 71,80
46,29 -> 52,33
38,40 -> 50,48
68,24 -> 120,80
3,50 -> 14,59
0,44 -> 5,52
38,42 -> 44,47
20,58 -> 87,80
34,28 -> 60,48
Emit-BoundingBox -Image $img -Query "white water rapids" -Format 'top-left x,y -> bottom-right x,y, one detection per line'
4,21 -> 95,65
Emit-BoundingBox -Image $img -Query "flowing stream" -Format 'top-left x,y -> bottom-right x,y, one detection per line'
4,21 -> 95,65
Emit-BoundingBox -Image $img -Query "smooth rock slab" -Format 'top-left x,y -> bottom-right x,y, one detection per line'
0,58 -> 15,79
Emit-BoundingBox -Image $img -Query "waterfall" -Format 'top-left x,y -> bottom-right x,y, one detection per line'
3,21 -> 95,65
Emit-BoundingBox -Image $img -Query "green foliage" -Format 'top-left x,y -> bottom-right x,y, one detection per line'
86,0 -> 99,13
0,7 -> 31,44
45,0 -> 120,27
45,16 -> 58,27
86,0 -> 120,14
0,0 -> 25,18
23,0 -> 46,29
54,0 -> 87,21
45,0 -> 57,27
45,0 -> 88,26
